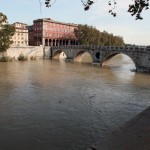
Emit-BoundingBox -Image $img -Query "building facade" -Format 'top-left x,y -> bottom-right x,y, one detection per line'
28,18 -> 78,46
27,25 -> 34,46
11,22 -> 28,46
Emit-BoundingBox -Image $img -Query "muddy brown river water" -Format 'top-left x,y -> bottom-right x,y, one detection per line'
0,54 -> 150,150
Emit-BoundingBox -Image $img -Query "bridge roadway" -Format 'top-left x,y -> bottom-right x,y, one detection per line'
49,45 -> 150,73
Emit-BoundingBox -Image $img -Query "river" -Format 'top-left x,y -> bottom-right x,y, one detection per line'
0,54 -> 150,150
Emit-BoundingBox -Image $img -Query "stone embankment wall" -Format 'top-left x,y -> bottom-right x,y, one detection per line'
6,46 -> 50,60
87,106 -> 150,150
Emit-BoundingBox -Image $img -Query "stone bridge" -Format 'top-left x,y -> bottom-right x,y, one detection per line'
50,45 -> 150,73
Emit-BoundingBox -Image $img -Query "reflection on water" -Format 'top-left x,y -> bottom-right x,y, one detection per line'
0,55 -> 150,150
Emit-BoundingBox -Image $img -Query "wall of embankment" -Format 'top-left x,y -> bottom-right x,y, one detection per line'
5,46 -> 50,60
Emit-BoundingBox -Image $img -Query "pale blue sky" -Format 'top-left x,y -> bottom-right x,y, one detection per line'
0,0 -> 150,45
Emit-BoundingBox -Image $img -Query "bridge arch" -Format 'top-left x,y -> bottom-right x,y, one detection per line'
52,50 -> 67,60
101,52 -> 137,70
74,50 -> 93,63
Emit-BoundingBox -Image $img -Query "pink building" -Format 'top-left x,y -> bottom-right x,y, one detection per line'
28,18 -> 78,46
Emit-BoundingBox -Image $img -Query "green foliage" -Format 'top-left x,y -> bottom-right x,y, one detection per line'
74,24 -> 124,47
0,55 -> 13,62
18,53 -> 28,61
0,12 -> 7,24
0,12 -> 15,52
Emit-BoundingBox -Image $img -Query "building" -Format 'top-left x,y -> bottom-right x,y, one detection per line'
11,22 -> 28,46
27,25 -> 34,46
28,18 -> 78,46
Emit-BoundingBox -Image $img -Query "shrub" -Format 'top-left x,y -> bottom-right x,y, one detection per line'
18,53 -> 28,61
0,55 -> 13,62
30,56 -> 37,60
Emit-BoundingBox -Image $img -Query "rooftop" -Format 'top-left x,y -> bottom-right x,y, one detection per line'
33,18 -> 78,27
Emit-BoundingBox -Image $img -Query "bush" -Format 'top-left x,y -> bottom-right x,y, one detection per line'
30,56 -> 37,60
0,55 -> 13,62
18,53 -> 28,61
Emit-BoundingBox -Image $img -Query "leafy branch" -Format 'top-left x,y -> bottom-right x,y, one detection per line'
108,0 -> 117,17
45,0 -> 56,7
128,0 -> 149,20
44,0 -> 149,20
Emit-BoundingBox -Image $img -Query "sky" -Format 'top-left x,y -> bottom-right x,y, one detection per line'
0,0 -> 150,45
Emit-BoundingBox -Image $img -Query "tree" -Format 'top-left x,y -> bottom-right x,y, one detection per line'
74,24 -> 124,46
44,0 -> 149,20
0,13 -> 15,52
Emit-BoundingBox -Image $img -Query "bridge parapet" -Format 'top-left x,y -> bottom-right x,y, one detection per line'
52,45 -> 101,49
52,45 -> 149,52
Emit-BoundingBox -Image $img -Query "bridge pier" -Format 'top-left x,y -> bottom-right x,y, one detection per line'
136,66 -> 150,73
92,62 -> 102,67
134,52 -> 150,73
65,57 -> 74,63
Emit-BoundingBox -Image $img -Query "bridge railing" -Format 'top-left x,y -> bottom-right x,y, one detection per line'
125,46 -> 148,51
51,45 -> 149,51
52,45 -> 101,49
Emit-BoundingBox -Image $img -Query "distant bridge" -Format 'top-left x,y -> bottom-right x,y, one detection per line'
49,45 -> 150,73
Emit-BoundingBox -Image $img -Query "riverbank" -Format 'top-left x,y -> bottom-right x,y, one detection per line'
88,106 -> 150,150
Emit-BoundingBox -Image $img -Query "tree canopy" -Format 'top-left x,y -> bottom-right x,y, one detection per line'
44,0 -> 149,20
0,13 -> 15,52
74,24 -> 124,46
